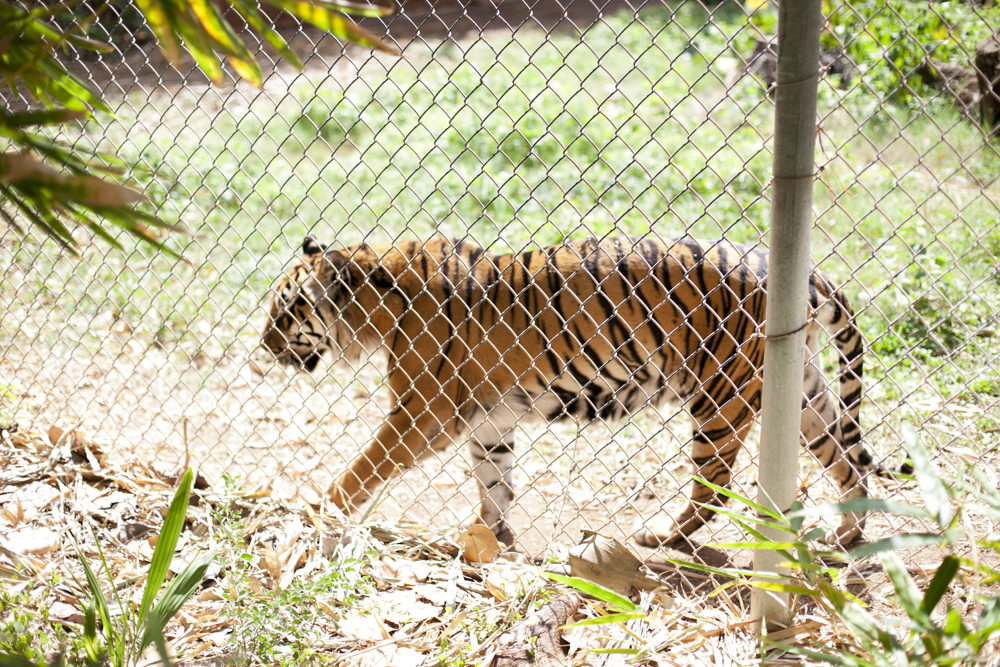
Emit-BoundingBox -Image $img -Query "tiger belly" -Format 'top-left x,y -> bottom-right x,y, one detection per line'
501,358 -> 687,425
465,359 -> 687,542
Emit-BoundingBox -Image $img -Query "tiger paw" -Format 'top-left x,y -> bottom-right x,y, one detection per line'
818,513 -> 865,546
633,516 -> 685,549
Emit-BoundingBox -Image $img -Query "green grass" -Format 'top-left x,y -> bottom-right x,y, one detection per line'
2,3 -> 1000,461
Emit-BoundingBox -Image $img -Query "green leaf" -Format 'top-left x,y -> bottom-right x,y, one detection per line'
229,0 -> 302,68
920,555 -> 959,615
0,654 -> 47,667
976,594 -> 1000,636
789,500 -> 804,533
172,14 -> 226,86
138,469 -> 194,627
543,573 -> 639,613
748,581 -> 818,596
849,533 -> 946,559
901,423 -> 953,527
588,648 -> 642,655
693,476 -> 786,522
881,553 -> 925,622
707,541 -> 798,550
139,547 -> 217,654
790,498 -> 931,521
691,501 -> 792,535
659,557 -> 751,581
765,640 -> 874,667
269,0 -> 399,54
562,613 -> 646,628
82,597 -> 101,664
311,0 -> 395,17
77,551 -> 114,647
0,109 -> 87,127
134,0 -> 181,66
188,0 -> 262,86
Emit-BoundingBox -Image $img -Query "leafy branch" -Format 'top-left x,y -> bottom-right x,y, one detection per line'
0,0 -> 396,255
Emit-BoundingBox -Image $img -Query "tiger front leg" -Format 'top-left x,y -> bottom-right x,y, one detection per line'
328,394 -> 454,514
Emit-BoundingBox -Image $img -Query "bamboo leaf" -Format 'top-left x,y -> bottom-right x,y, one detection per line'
134,0 -> 181,66
0,109 -> 87,127
138,469 -> 194,627
187,0 -> 263,86
589,648 -> 642,655
901,423 -> 953,527
313,0 -> 395,17
82,597 -> 101,664
139,547 -> 217,654
746,581 -> 817,596
920,555 -> 959,615
693,477 -> 787,523
271,0 -> 399,54
790,498 -> 931,520
659,557 -> 750,581
77,551 -> 114,647
849,533 -> 946,559
977,595 -> 1000,643
765,640 -> 874,667
229,0 -> 302,68
543,573 -> 639,613
562,613 -> 646,628
881,553 -> 925,622
707,541 -> 798,550
691,501 -> 792,534
0,654 -> 47,667
173,15 -> 226,86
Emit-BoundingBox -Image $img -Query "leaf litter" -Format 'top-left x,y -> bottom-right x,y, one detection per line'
2,424 -> 998,666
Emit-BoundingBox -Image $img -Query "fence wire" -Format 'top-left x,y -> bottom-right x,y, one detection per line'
2,0 -> 1000,563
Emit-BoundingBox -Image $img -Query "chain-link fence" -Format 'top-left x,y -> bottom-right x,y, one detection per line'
2,0 -> 1000,565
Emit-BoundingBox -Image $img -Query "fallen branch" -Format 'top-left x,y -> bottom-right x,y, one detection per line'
487,593 -> 580,667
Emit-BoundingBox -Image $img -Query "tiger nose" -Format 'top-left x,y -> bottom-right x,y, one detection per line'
262,319 -> 287,355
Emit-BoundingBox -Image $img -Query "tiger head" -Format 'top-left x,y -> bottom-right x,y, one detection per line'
262,235 -> 364,371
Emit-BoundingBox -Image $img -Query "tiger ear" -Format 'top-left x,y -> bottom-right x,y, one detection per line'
316,248 -> 352,287
302,235 -> 328,257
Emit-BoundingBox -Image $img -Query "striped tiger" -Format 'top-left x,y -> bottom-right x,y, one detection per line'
262,235 -> 878,547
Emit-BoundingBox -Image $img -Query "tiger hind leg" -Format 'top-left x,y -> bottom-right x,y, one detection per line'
467,410 -> 517,547
800,355 -> 871,544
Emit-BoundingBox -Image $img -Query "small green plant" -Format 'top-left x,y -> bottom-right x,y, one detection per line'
0,586 -> 86,665
669,424 -> 1000,666
76,469 -> 216,667
212,474 -> 375,665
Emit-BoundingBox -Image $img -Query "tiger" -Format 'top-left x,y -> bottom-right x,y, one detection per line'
262,235 -> 879,548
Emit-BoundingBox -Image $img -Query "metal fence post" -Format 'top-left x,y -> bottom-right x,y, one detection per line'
750,0 -> 824,628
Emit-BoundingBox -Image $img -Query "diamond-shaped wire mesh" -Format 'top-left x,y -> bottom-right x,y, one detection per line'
2,0 -> 999,569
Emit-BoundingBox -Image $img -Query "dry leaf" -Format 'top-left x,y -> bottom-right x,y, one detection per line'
49,601 -> 85,624
48,425 -> 67,446
457,525 -> 500,563
196,588 -> 224,602
4,527 -> 61,555
569,531 -> 666,597
336,612 -> 386,641
262,544 -> 282,581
